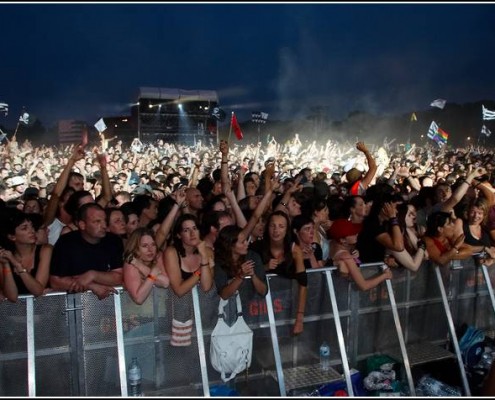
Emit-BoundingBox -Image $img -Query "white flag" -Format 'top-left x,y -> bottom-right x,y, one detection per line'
482,105 -> 495,121
94,118 -> 107,133
430,99 -> 447,109
481,125 -> 492,137
427,121 -> 439,139
0,102 -> 8,116
261,112 -> 269,121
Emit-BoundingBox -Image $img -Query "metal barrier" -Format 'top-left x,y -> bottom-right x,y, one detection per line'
0,255 -> 494,397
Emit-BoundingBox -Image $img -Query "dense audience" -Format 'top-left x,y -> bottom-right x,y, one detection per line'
1,132 -> 494,337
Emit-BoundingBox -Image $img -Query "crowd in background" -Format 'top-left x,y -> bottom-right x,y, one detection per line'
1,132 -> 495,337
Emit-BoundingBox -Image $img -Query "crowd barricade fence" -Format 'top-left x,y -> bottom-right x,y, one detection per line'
0,255 -> 494,396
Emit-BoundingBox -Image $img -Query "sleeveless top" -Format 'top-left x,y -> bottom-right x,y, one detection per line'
176,247 -> 199,280
13,246 -> 42,295
463,222 -> 491,247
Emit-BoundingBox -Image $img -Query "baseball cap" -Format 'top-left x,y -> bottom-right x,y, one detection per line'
327,219 -> 362,240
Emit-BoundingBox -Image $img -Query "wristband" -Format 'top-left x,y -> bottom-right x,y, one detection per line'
389,217 -> 399,226
221,161 -> 228,165
200,262 -> 209,267
16,268 -> 28,275
193,269 -> 201,278
3,267 -> 12,274
147,274 -> 157,282
417,240 -> 426,251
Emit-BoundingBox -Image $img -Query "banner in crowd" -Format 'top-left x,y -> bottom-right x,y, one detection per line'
427,121 -> 439,139
426,120 -> 448,147
94,118 -> 107,133
410,112 -> 417,122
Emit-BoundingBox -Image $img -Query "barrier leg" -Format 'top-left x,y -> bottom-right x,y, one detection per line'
434,266 -> 471,396
324,269 -> 354,396
481,264 -> 495,317
191,285 -> 210,397
113,290 -> 128,397
26,297 -> 36,397
266,278 -> 286,396
382,270 -> 416,396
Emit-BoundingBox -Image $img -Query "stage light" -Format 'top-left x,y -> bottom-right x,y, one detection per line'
178,104 -> 183,109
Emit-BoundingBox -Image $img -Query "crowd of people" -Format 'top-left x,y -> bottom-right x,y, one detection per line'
0,131 -> 495,339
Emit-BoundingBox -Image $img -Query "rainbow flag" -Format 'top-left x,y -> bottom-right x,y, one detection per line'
437,127 -> 449,142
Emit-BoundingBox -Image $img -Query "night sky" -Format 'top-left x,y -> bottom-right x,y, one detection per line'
1,2 -> 495,129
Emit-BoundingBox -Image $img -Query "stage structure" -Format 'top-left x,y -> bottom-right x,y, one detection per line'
135,87 -> 219,145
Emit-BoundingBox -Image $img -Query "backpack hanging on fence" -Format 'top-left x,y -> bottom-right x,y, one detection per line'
458,325 -> 485,369
210,291 -> 253,382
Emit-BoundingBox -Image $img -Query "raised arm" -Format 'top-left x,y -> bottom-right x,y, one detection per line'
43,144 -> 86,226
96,152 -> 113,207
356,141 -> 377,190
155,189 -> 187,250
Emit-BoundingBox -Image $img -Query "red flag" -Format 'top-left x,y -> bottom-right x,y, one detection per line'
231,112 -> 243,140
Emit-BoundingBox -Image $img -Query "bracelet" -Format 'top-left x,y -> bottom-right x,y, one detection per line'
3,267 -> 12,274
280,201 -> 288,208
193,269 -> 201,278
147,274 -> 157,282
389,217 -> 399,226
16,268 -> 28,275
221,161 -> 228,165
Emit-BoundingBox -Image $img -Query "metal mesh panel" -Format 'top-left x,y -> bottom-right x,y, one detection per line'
357,310 -> 400,356
34,294 -> 72,396
81,292 -> 120,396
0,299 -> 28,396
1,255 -> 495,396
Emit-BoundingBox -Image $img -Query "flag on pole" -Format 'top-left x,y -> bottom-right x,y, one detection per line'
410,112 -> 417,122
0,102 -> 8,116
252,111 -> 269,124
231,112 -> 243,140
18,110 -> 37,126
94,118 -> 107,133
427,121 -> 439,139
481,125 -> 492,137
430,99 -> 447,109
482,105 -> 495,121
437,127 -> 449,143
211,106 -> 226,122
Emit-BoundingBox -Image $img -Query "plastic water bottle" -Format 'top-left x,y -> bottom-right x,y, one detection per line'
319,341 -> 331,371
128,357 -> 143,396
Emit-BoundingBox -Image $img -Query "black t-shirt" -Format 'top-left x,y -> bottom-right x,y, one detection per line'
356,220 -> 388,263
463,222 -> 492,247
50,231 -> 123,277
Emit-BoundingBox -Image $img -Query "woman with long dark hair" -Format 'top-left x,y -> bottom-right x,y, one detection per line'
250,210 -> 306,335
214,224 -> 267,300
0,210 -> 52,302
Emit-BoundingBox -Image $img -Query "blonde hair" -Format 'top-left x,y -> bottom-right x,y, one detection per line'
123,227 -> 156,264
